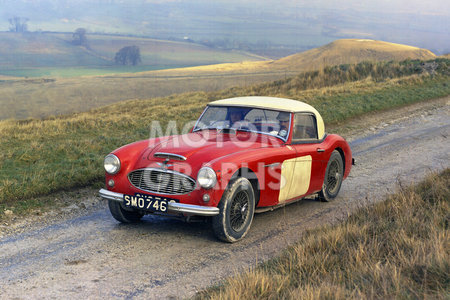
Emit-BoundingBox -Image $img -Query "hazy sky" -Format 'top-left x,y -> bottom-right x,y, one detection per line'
147,0 -> 449,14
1,0 -> 448,13
1,0 -> 448,53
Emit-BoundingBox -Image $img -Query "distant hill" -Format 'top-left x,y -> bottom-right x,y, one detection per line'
270,39 -> 436,71
0,32 -> 263,77
0,32 -> 109,69
0,35 -> 437,78
166,39 -> 437,75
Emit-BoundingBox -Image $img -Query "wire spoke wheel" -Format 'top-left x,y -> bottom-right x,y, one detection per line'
326,160 -> 340,194
229,191 -> 250,232
319,150 -> 344,202
212,177 -> 255,243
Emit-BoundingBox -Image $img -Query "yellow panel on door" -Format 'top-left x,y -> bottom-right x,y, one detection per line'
278,155 -> 312,203
278,158 -> 295,203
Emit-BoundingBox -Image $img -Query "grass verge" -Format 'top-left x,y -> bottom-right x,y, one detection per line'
0,60 -> 449,216
195,169 -> 450,299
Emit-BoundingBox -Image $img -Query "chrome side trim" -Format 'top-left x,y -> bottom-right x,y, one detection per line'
98,189 -> 219,216
154,152 -> 187,161
264,162 -> 280,168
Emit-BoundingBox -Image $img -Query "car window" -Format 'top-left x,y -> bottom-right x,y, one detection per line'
293,113 -> 318,140
245,109 -> 280,122
193,106 -> 291,141
244,108 -> 281,131
194,106 -> 228,129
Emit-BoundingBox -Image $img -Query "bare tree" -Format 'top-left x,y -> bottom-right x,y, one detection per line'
72,28 -> 88,47
9,17 -> 28,32
115,46 -> 142,66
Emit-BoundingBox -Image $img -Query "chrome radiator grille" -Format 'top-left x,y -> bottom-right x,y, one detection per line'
128,168 -> 196,195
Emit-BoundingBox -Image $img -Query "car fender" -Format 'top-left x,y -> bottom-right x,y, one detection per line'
207,146 -> 293,208
105,136 -> 171,191
318,134 -> 352,181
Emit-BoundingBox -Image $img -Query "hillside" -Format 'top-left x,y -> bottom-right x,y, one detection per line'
0,39 -> 441,120
167,39 -> 436,75
0,32 -> 109,69
270,39 -> 437,71
0,32 -> 263,77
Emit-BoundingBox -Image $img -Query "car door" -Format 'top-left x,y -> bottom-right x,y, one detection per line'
278,113 -> 324,203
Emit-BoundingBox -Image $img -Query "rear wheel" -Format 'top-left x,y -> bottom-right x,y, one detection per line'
212,177 -> 255,243
108,200 -> 144,223
319,150 -> 344,202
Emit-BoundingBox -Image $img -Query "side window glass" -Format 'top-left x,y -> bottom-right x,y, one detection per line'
293,114 -> 318,140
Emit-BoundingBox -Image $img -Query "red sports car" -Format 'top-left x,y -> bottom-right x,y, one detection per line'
99,96 -> 353,242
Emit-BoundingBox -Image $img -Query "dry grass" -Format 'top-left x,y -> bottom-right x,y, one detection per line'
0,70 -> 288,120
196,169 -> 450,299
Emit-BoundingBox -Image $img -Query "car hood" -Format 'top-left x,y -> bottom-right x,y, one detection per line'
134,130 -> 282,170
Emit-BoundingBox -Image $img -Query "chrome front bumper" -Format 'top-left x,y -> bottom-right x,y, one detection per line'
99,188 -> 219,217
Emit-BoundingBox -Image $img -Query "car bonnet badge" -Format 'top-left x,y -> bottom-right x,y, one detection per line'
156,158 -> 173,170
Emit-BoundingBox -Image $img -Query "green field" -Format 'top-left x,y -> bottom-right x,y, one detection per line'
0,65 -> 205,78
0,32 -> 263,78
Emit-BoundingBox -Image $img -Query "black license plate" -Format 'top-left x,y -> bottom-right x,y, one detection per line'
123,193 -> 178,213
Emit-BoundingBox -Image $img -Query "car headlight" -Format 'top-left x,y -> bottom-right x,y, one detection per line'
197,167 -> 217,189
104,154 -> 121,175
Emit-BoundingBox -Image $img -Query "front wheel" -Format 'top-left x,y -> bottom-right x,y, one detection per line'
108,200 -> 144,223
319,150 -> 344,202
212,177 -> 255,243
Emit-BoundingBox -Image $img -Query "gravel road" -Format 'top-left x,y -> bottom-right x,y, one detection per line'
0,97 -> 448,299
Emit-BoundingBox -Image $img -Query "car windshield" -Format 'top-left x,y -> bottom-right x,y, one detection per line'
193,106 -> 291,140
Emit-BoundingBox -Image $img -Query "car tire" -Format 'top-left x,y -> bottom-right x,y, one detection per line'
108,200 -> 144,223
319,150 -> 344,202
212,177 -> 255,243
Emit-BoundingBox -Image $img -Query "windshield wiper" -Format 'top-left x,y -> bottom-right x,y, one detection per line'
218,128 -> 237,134
194,127 -> 217,132
234,127 -> 251,132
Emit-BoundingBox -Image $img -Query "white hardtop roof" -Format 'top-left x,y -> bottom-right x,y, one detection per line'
209,96 -> 319,114
209,96 -> 326,139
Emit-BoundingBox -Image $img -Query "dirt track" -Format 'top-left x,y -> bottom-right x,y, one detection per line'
0,97 -> 448,299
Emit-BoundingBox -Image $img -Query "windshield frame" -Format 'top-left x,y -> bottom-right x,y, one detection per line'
192,105 -> 291,142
